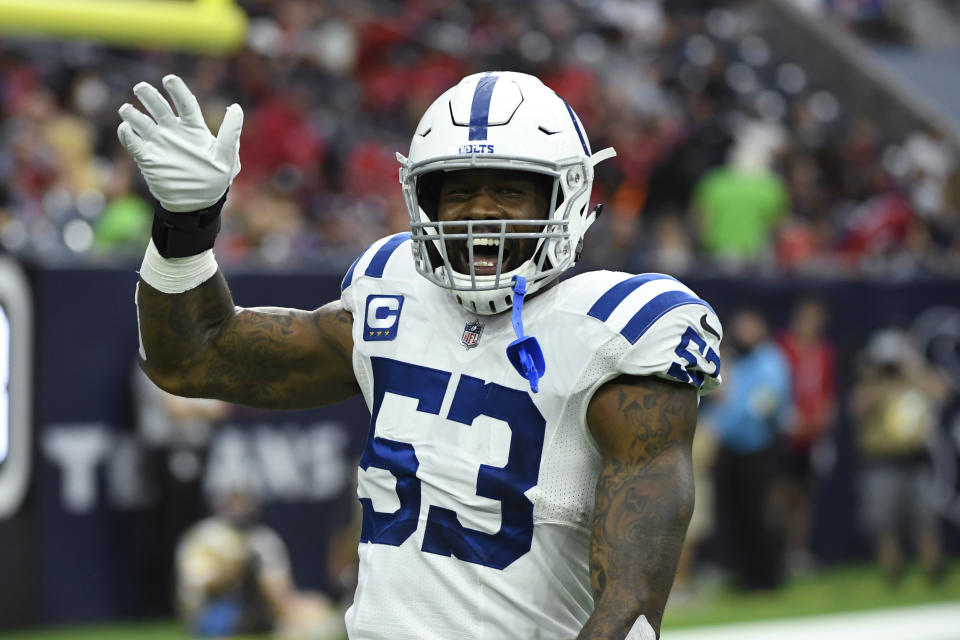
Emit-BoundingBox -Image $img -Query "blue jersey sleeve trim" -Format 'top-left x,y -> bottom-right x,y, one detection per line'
587,273 -> 679,321
364,233 -> 412,279
620,290 -> 715,344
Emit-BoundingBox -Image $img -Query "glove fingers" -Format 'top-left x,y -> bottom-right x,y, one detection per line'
162,74 -> 204,127
118,103 -> 158,140
215,103 -> 244,164
133,81 -> 176,126
116,122 -> 146,160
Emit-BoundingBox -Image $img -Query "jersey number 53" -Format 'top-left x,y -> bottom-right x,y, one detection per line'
359,357 -> 546,570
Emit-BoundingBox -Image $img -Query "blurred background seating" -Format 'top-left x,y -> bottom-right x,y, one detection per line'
0,0 -> 957,277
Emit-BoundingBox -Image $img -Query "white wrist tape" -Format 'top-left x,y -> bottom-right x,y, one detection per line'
625,615 -> 656,640
138,238 -> 218,294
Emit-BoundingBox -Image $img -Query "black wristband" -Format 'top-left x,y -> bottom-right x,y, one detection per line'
151,191 -> 228,258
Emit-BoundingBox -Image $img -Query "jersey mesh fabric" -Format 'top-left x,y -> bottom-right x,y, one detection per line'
531,337 -> 624,525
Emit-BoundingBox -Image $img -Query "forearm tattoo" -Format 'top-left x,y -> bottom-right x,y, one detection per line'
137,272 -> 356,408
579,377 -> 697,639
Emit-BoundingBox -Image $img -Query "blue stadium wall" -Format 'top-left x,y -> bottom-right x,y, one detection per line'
0,262 -> 958,629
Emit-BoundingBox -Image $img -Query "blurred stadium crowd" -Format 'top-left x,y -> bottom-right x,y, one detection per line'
1,0 -> 958,276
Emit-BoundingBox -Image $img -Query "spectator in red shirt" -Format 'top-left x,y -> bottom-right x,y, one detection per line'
776,297 -> 837,573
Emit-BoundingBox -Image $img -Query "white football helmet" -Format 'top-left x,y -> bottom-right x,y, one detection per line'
397,71 -> 616,315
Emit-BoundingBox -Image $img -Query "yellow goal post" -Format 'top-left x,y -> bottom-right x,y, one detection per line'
0,0 -> 247,55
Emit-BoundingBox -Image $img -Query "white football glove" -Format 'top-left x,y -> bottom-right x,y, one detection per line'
117,74 -> 243,212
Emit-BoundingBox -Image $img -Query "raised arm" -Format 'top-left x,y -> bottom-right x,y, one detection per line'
120,75 -> 359,409
137,272 -> 358,409
578,375 -> 698,640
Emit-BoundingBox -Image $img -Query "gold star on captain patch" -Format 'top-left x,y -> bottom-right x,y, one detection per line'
368,331 -> 374,337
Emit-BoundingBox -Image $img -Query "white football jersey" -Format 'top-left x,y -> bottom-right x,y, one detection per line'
340,233 -> 722,640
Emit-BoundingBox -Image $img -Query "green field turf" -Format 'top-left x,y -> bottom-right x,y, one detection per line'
0,623 -> 193,640
662,560 -> 960,630
3,561 -> 957,639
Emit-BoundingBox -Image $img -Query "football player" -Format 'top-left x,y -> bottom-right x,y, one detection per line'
120,71 -> 722,640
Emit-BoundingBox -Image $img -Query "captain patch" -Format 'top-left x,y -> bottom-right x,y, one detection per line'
364,295 -> 404,341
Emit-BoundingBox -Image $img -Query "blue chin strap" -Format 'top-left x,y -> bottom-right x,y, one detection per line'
506,275 -> 546,393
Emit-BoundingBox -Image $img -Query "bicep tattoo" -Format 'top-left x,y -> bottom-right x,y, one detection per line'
610,382 -> 694,466
582,376 -> 698,638
138,273 -> 356,407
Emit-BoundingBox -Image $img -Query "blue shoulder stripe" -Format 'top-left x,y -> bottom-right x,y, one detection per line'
587,273 -> 679,322
340,254 -> 362,292
364,232 -> 411,278
620,290 -> 715,344
340,232 -> 412,292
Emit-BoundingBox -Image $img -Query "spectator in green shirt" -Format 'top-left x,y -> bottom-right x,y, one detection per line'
692,122 -> 788,265
93,193 -> 152,254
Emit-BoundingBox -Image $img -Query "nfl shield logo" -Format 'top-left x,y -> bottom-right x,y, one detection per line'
461,320 -> 484,349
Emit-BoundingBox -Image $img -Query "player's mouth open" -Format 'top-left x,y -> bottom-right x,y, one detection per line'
469,237 -> 509,275
454,237 -> 513,276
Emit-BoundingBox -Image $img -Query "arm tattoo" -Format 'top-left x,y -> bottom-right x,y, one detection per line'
137,272 -> 358,408
579,376 -> 697,639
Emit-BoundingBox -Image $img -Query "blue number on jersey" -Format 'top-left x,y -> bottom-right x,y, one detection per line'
667,326 -> 721,387
359,357 -> 546,570
359,358 -> 449,546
